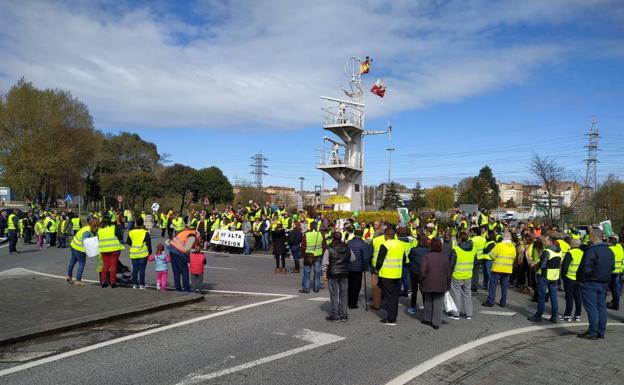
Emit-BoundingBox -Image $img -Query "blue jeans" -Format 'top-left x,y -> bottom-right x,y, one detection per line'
581,281 -> 608,337
168,246 -> 191,292
302,259 -> 321,293
481,260 -> 492,289
131,257 -> 148,286
486,272 -> 509,306
243,236 -> 251,255
535,275 -> 558,319
400,265 -> 410,293
8,230 -> 18,252
290,245 -> 300,261
262,232 -> 270,251
67,248 -> 86,281
608,274 -> 621,309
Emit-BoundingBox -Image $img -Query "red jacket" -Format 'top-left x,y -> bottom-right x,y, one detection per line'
189,252 -> 206,275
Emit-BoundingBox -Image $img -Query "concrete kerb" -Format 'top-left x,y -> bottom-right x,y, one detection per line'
0,268 -> 204,346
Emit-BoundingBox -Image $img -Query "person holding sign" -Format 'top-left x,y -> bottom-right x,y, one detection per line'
66,217 -> 99,286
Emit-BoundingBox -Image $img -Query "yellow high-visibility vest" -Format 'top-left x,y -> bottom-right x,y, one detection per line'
71,226 -> 92,253
452,245 -> 476,280
378,239 -> 404,279
566,248 -> 583,281
128,228 -> 148,259
490,241 -> 516,274
97,225 -> 124,253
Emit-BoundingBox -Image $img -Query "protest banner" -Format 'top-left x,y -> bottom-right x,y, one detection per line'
210,229 -> 245,248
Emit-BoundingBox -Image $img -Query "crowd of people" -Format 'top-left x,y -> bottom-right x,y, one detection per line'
2,202 -> 623,340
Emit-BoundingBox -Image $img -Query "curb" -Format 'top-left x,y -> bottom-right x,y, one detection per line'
0,290 -> 204,346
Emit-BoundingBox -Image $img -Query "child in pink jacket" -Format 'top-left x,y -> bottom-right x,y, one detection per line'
148,243 -> 170,291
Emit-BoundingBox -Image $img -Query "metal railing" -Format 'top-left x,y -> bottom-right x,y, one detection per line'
322,105 -> 363,128
318,149 -> 362,169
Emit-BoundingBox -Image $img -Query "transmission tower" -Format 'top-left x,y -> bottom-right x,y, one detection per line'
250,153 -> 268,190
583,116 -> 599,192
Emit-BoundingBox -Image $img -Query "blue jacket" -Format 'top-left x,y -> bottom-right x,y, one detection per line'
347,236 -> 371,272
577,243 -> 615,283
409,246 -> 430,274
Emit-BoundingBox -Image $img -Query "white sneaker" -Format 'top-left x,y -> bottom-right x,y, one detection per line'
156,283 -> 161,290
132,285 -> 138,289
139,285 -> 146,290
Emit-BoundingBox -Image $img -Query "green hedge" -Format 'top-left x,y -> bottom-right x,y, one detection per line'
318,210 -> 400,224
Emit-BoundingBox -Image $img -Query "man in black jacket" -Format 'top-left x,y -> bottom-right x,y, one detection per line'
346,229 -> 371,309
322,232 -> 352,322
577,229 -> 615,340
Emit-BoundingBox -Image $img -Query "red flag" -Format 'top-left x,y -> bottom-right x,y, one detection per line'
359,56 -> 372,75
370,78 -> 386,98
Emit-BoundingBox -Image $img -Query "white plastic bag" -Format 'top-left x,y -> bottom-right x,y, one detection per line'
444,291 -> 458,313
83,236 -> 99,258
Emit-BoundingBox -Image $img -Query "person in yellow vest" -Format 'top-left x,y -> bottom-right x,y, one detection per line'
370,223 -> 387,310
98,217 -> 126,288
126,217 -> 152,289
34,217 -> 46,249
159,211 -> 168,238
7,209 -> 20,254
46,213 -> 58,247
528,235 -> 562,323
375,227 -> 408,325
559,238 -> 583,321
57,215 -> 69,249
483,231 -> 516,307
299,221 -> 326,293
70,215 -> 81,236
607,234 -> 623,310
66,218 -> 99,286
469,227 -> 487,292
447,231 -> 476,320
172,213 -> 185,236
168,226 -> 200,292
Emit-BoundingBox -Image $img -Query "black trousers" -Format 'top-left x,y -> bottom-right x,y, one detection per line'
347,271 -> 363,307
380,278 -> 401,323
563,277 -> 582,317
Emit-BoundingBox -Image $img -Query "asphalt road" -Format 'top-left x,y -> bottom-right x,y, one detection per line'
1,233 -> 623,385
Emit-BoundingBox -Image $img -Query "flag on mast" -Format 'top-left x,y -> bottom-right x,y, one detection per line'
370,78 -> 387,97
359,56 -> 372,75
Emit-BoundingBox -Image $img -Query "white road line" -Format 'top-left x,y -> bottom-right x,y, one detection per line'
4,268 -> 294,297
0,244 -> 9,249
205,266 -> 237,271
176,329 -> 345,385
384,322 -> 624,385
307,297 -> 329,302
478,310 -> 517,316
0,294 -> 296,378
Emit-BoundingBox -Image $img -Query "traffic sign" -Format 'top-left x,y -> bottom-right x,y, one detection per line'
203,197 -> 210,206
64,194 -> 73,202
117,195 -> 123,203
151,202 -> 160,212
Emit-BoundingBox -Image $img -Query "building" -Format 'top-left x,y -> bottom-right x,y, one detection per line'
0,187 -> 14,204
498,182 -> 525,206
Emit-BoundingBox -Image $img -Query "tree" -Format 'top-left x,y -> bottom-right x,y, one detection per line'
505,198 -> 517,208
528,154 -> 565,225
426,186 -> 454,212
194,167 -> 234,209
472,166 -> 500,209
408,182 -> 426,211
0,79 -> 97,203
593,175 -> 624,230
161,164 -> 197,213
456,177 -> 474,205
381,182 -> 403,209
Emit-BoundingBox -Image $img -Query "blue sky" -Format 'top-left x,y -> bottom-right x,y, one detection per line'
0,0 -> 622,190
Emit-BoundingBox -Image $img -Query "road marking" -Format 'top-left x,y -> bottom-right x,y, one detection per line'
2,268 -> 296,297
175,329 -> 345,385
205,266 -> 237,271
478,310 -> 517,316
0,244 -> 8,249
384,322 -> 624,385
0,294 -> 296,378
308,297 -> 329,302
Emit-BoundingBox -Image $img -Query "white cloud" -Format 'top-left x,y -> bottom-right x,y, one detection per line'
0,0 -> 619,130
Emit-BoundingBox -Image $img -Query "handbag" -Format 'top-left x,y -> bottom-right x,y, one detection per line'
444,291 -> 458,313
